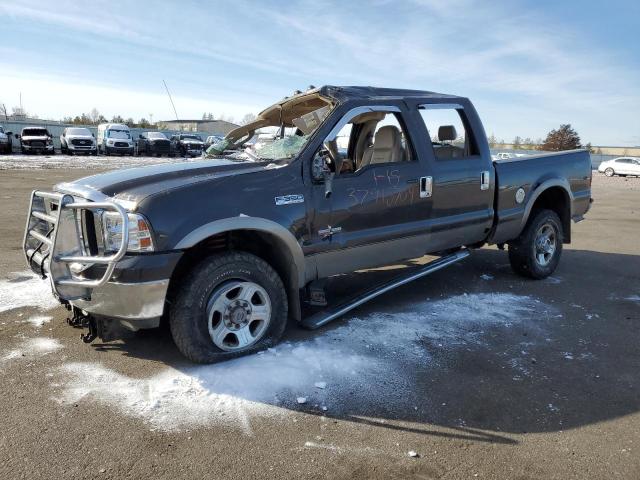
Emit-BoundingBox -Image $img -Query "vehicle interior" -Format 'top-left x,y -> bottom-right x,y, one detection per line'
326,111 -> 414,175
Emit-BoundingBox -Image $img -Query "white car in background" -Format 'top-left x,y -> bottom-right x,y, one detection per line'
598,157 -> 640,177
0,125 -> 12,153
60,127 -> 97,156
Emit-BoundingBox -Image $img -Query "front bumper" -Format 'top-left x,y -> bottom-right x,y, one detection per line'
69,144 -> 96,152
70,278 -> 169,330
23,144 -> 54,152
105,145 -> 134,154
69,251 -> 182,329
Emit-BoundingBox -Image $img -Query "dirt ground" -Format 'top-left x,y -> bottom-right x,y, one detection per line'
0,166 -> 638,480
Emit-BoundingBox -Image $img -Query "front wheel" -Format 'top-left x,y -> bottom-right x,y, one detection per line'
508,209 -> 563,279
604,167 -> 615,177
170,252 -> 288,363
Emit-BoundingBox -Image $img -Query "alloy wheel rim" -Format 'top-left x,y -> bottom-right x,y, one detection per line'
533,223 -> 557,267
206,281 -> 272,351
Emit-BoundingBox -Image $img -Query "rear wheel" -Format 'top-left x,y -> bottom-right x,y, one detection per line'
604,167 -> 615,177
508,209 -> 563,279
170,252 -> 288,363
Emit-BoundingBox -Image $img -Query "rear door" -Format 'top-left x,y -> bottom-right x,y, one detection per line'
404,99 -> 495,248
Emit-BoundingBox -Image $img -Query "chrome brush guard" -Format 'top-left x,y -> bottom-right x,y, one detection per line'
23,191 -> 129,300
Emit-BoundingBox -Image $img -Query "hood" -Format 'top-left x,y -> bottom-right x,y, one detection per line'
55,158 -> 272,207
182,139 -> 203,145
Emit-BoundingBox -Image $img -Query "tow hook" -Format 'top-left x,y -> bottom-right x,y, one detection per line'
66,307 -> 98,343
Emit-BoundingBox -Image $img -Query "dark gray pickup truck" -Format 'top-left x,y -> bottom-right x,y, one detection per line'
23,86 -> 592,363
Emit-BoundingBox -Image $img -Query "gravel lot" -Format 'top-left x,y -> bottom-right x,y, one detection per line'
0,166 -> 638,479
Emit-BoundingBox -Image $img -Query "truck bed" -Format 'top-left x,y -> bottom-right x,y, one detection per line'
490,149 -> 592,244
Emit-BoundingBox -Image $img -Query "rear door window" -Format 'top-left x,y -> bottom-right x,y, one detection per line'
417,105 -> 479,160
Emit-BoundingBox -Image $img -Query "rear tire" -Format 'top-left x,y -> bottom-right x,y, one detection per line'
508,209 -> 563,279
170,252 -> 288,363
604,167 -> 615,177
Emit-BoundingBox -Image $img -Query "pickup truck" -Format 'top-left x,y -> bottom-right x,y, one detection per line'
23,86 -> 592,363
17,127 -> 55,155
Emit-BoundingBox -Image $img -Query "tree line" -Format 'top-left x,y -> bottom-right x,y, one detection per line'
488,124 -> 593,153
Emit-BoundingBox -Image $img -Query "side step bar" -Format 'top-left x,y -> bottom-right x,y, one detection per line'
301,249 -> 470,330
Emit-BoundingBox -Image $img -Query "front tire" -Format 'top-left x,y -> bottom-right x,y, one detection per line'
604,167 -> 615,177
170,252 -> 288,363
508,209 -> 563,279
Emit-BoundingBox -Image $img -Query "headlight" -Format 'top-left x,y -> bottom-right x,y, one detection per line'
107,139 -> 114,145
102,212 -> 154,253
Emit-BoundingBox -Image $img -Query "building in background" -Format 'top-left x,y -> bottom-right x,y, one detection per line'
156,119 -> 238,136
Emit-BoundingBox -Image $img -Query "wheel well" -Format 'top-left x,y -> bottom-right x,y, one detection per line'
530,187 -> 571,243
165,229 -> 302,325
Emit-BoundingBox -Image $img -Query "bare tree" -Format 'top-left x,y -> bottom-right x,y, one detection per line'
240,113 -> 257,125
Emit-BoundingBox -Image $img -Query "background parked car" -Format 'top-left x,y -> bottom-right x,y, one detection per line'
598,157 -> 640,177
97,123 -> 134,156
136,132 -> 172,157
0,125 -> 13,154
17,127 -> 55,155
170,133 -> 204,157
60,127 -> 97,156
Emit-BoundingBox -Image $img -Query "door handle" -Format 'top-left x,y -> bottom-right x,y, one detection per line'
480,171 -> 490,190
419,176 -> 432,198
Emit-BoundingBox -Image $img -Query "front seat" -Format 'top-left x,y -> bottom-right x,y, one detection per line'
360,126 -> 403,168
434,125 -> 464,160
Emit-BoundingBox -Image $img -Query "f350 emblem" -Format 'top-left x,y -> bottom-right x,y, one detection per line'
275,194 -> 304,206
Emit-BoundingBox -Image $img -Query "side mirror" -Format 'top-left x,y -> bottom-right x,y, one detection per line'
14,134 -> 20,139
312,150 -> 335,199
92,133 -> 95,137
139,134 -> 144,139
6,131 -> 12,136
62,132 -> 66,137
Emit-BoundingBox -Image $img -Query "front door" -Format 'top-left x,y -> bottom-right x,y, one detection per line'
307,106 -> 434,278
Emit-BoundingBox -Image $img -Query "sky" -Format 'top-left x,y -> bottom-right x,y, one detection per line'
1,0 -> 639,146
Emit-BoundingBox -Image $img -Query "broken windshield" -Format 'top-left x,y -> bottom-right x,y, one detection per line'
206,94 -> 333,162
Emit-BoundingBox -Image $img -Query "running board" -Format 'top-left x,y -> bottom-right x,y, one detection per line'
301,249 -> 470,330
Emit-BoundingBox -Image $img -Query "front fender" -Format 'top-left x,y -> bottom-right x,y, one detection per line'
174,216 -> 306,288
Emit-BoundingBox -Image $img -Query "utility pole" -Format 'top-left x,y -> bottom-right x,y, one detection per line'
162,80 -> 179,121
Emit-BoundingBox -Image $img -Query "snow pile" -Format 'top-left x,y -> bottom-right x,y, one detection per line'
0,271 -> 59,313
53,293 -> 547,432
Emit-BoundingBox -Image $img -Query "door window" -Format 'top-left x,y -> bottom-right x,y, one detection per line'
418,105 -> 479,160
323,110 -> 415,175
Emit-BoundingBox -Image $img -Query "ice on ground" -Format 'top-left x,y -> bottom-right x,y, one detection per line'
480,274 -> 494,280
53,293 -> 550,432
625,295 -> 640,303
0,271 -> 59,313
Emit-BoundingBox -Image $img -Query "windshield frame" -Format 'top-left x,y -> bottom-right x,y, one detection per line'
209,91 -> 335,163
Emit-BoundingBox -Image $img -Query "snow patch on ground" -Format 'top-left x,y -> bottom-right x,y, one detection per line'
0,271 -> 59,313
52,293 -> 549,432
2,337 -> 62,363
25,315 -> 53,328
625,295 -> 640,303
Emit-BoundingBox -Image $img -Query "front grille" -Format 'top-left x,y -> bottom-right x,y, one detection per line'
72,139 -> 92,146
152,141 -> 170,152
29,141 -> 45,148
114,142 -> 129,148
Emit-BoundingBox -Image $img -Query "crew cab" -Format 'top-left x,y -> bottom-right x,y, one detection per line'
135,131 -> 172,157
17,127 -> 55,154
171,133 -> 204,157
0,125 -> 12,153
23,86 -> 592,363
60,127 -> 97,155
